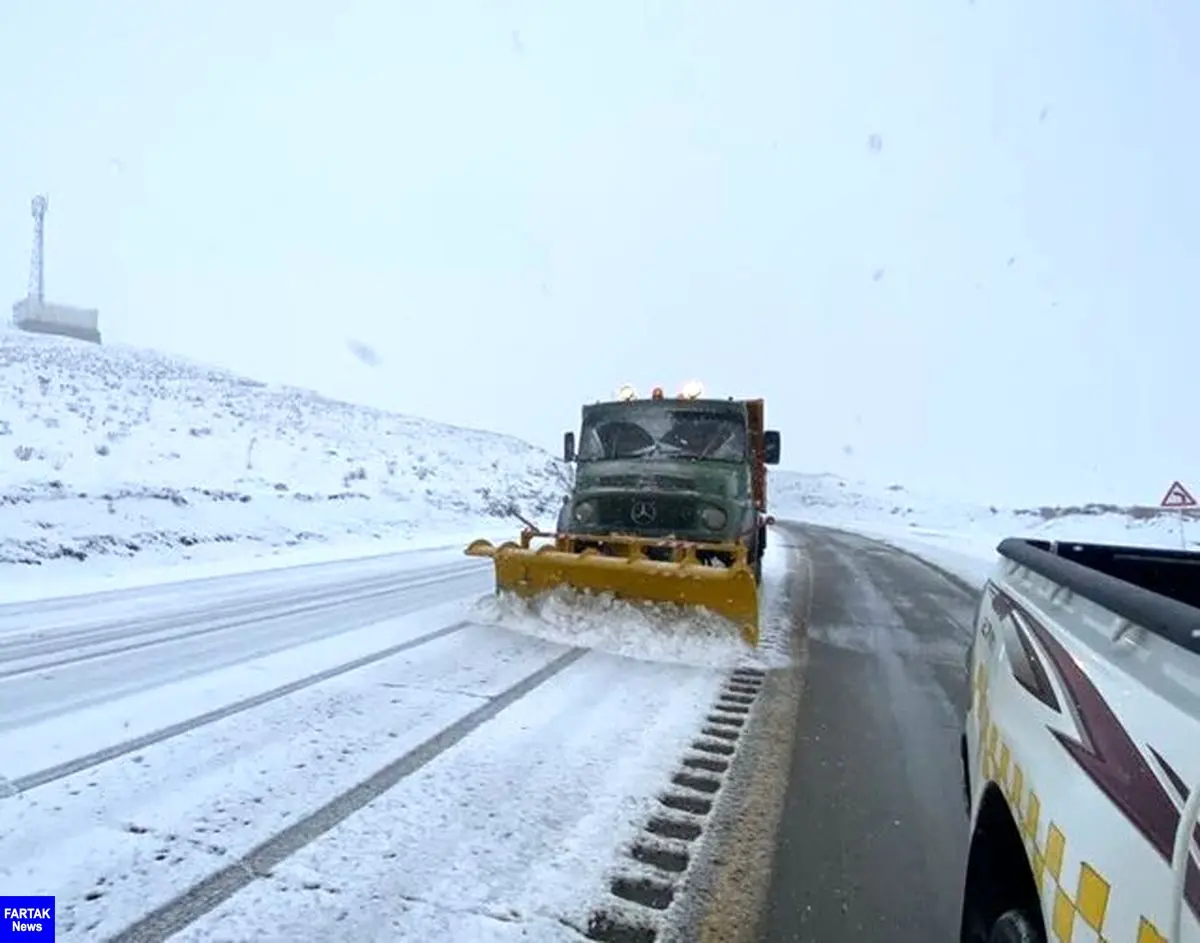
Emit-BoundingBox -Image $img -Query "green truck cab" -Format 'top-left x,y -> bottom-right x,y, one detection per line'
557,392 -> 781,580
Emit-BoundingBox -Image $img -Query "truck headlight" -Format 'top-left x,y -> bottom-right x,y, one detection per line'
700,506 -> 727,530
573,500 -> 596,524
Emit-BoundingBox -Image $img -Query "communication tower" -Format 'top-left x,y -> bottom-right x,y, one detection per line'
29,194 -> 47,305
10,193 -> 102,343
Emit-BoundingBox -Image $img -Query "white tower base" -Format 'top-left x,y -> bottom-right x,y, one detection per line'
12,298 -> 102,344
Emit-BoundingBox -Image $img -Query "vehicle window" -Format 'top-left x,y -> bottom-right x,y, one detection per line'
577,410 -> 746,462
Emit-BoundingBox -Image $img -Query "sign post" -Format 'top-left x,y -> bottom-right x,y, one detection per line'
1159,480 -> 1197,549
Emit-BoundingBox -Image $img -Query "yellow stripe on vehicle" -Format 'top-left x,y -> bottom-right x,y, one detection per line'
973,668 -> 1170,943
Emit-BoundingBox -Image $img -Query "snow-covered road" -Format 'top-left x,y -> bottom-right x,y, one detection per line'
0,540 -> 788,942
0,553 -> 489,727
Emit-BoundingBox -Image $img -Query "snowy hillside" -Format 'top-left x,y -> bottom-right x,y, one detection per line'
769,468 -> 1198,585
2,329 -> 1192,592
770,468 -> 1196,543
0,330 -> 569,574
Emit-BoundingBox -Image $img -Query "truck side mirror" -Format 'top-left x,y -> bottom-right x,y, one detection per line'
563,431 -> 576,463
763,430 -> 781,465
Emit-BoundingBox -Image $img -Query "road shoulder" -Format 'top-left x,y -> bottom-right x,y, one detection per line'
668,523 -> 813,943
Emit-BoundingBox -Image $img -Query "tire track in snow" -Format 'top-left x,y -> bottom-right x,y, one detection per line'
6,619 -> 474,795
0,560 -> 483,679
104,645 -> 587,943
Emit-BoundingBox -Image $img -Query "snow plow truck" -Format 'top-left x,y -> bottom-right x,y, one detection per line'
465,382 -> 782,646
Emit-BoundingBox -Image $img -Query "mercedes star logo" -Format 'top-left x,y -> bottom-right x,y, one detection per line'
630,499 -> 657,526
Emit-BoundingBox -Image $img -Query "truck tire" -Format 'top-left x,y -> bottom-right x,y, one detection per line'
988,910 -> 1043,943
754,524 -> 767,582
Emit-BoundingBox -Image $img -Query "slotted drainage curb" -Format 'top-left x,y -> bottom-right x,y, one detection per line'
584,665 -> 768,943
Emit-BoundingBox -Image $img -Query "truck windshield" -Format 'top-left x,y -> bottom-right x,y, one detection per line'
577,407 -> 747,462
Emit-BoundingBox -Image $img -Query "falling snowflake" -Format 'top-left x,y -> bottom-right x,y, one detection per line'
346,339 -> 382,367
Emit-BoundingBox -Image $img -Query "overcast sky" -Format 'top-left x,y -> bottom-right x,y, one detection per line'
2,0 -> 1197,506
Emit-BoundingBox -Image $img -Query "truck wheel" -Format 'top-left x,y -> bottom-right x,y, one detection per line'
756,523 -> 768,582
988,910 -> 1043,943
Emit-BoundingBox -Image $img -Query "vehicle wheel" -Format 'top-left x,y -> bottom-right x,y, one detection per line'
988,909 -> 1043,943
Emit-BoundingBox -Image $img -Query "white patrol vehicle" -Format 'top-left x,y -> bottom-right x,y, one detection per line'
960,537 -> 1200,943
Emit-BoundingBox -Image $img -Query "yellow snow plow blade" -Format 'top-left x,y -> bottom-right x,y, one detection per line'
465,531 -> 760,646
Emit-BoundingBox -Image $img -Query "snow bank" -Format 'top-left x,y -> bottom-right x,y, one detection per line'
0,331 -> 569,581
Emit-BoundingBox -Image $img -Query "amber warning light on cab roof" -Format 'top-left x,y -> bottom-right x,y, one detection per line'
614,381 -> 705,402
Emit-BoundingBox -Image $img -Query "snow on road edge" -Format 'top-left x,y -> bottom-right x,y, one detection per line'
824,523 -> 995,589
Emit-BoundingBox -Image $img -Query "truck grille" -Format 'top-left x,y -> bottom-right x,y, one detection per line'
595,494 -> 697,531
594,474 -> 696,491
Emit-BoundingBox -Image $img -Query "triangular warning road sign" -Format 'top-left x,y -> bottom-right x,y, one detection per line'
1160,480 -> 1197,508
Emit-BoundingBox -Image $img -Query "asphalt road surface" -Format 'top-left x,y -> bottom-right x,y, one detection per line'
765,523 -> 977,942
689,522 -> 979,943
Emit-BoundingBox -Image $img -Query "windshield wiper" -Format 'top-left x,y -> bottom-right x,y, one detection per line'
623,442 -> 684,460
